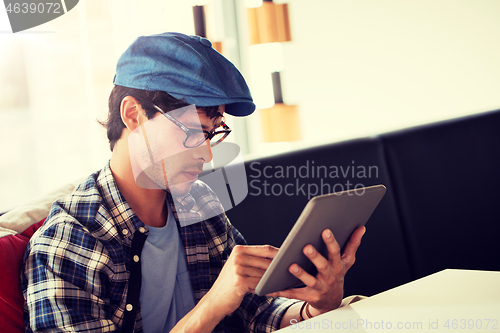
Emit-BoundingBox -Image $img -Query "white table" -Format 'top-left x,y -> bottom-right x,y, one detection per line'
278,269 -> 500,332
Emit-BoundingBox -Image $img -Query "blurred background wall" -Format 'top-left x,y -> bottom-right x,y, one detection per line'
1,0 -> 500,212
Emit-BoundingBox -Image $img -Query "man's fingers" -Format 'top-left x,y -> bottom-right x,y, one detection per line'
322,229 -> 342,265
341,226 -> 366,265
266,263 -> 320,298
234,264 -> 267,278
233,252 -> 273,270
302,243 -> 330,275
232,244 -> 279,259
266,286 -> 312,301
232,266 -> 266,294
288,263 -> 317,287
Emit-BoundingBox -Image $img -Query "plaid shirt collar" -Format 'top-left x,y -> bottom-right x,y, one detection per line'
97,163 -> 219,237
97,163 -> 147,239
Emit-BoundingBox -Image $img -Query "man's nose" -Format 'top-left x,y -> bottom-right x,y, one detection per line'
193,139 -> 213,163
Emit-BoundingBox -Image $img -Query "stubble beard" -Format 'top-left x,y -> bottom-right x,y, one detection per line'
142,158 -> 202,198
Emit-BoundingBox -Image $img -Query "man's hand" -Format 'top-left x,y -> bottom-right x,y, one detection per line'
269,226 -> 366,317
204,244 -> 279,315
171,245 -> 278,333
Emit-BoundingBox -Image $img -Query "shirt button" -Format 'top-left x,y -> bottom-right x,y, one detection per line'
126,304 -> 133,311
138,227 -> 146,233
122,229 -> 129,235
133,255 -> 140,262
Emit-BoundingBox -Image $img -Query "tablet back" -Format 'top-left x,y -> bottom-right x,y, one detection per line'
255,185 -> 386,296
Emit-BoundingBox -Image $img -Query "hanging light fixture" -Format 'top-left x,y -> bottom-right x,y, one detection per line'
247,0 -> 300,143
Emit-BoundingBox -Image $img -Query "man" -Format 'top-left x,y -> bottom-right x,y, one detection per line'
22,32 -> 365,332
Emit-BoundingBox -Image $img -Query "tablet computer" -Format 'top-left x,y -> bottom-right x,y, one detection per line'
254,184 -> 386,296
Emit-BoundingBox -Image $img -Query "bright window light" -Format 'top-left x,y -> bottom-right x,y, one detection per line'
249,43 -> 284,73
250,70 -> 275,109
244,0 -> 263,9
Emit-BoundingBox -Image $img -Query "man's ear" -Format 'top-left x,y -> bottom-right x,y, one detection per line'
121,96 -> 147,132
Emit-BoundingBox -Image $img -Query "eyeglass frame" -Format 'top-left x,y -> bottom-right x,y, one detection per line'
153,104 -> 232,148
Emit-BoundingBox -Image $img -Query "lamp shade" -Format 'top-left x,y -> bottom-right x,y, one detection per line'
261,103 -> 301,142
248,2 -> 291,45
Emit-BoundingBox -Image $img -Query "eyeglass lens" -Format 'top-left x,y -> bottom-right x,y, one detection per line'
185,130 -> 227,148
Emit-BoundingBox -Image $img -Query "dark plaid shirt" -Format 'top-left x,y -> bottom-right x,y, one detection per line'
22,163 -> 296,332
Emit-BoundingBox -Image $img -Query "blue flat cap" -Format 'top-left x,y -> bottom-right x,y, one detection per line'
113,32 -> 255,116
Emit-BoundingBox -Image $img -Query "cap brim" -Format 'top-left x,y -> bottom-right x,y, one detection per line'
167,92 -> 256,117
225,101 -> 256,116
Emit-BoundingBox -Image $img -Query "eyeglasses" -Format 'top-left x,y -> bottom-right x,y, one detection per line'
153,105 -> 232,148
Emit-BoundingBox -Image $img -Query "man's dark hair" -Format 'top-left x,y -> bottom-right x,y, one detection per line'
100,85 -> 221,151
